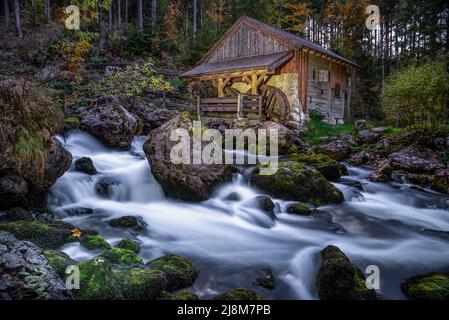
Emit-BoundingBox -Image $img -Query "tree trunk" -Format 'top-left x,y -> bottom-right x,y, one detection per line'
117,0 -> 121,27
109,5 -> 112,30
193,0 -> 197,44
45,0 -> 50,21
3,0 -> 9,31
184,2 -> 188,38
151,0 -> 156,34
137,0 -> 143,31
13,0 -> 22,39
125,0 -> 128,26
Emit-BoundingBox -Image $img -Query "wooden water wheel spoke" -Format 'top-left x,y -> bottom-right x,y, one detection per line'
260,85 -> 290,124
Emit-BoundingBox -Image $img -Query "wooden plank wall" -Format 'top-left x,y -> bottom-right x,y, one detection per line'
207,23 -> 289,63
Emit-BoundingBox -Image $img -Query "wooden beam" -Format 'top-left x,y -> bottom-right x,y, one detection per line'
251,74 -> 258,95
218,78 -> 224,98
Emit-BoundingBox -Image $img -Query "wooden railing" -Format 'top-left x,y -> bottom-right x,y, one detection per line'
196,95 -> 263,119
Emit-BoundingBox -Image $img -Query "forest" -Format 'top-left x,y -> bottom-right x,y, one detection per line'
1,0 -> 449,303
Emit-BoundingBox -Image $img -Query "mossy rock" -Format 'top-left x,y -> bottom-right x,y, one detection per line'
147,254 -> 198,292
401,273 -> 449,300
165,290 -> 200,300
255,269 -> 276,290
75,257 -> 124,300
109,216 -> 146,231
316,245 -> 377,300
65,117 -> 80,129
0,220 -> 97,249
287,203 -> 314,216
116,238 -> 141,254
292,153 -> 346,181
100,248 -> 143,266
44,249 -> 77,280
115,268 -> 167,300
251,162 -> 344,207
213,288 -> 262,300
80,235 -> 111,251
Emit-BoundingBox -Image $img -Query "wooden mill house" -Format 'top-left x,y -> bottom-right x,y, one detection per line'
181,16 -> 358,128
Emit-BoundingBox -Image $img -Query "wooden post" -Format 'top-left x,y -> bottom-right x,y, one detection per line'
197,96 -> 201,121
251,74 -> 258,95
258,96 -> 263,119
218,78 -> 224,98
237,94 -> 242,119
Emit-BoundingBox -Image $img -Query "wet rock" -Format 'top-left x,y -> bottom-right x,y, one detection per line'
255,268 -> 276,290
80,98 -> 142,150
253,195 -> 276,217
5,207 -> 53,222
132,107 -> 179,133
95,177 -> 120,198
339,132 -> 357,145
369,160 -> 393,183
357,130 -> 381,143
170,290 -> 199,300
0,232 -> 71,300
0,220 -> 97,250
293,153 -> 346,181
401,273 -> 449,300
109,216 -> 146,231
316,245 -> 377,300
206,118 -> 230,135
63,207 -> 94,217
143,114 -> 232,202
319,140 -> 351,161
348,151 -> 371,166
389,146 -> 445,174
251,162 -> 344,206
287,203 -> 315,216
116,239 -> 141,254
213,288 -> 262,300
431,169 -> 449,194
355,120 -> 367,130
223,192 -> 241,202
146,254 -> 198,292
44,249 -> 77,280
100,248 -> 143,266
80,235 -> 111,251
405,174 -> 434,186
74,157 -> 97,175
262,121 -> 296,155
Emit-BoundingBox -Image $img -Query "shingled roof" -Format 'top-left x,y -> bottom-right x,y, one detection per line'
181,51 -> 293,78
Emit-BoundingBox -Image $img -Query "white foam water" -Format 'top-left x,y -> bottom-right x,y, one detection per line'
49,131 -> 449,300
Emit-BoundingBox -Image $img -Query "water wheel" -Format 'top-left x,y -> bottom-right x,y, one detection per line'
260,85 -> 291,124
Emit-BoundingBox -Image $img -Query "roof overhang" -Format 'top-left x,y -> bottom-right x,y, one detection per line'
181,51 -> 293,79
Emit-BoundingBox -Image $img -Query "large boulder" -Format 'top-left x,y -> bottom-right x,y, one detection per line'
389,146 -> 445,174
261,121 -> 296,155
80,98 -> 142,150
0,137 -> 72,210
74,157 -> 97,175
319,140 -> 351,161
369,159 -> 393,182
132,107 -> 179,134
401,273 -> 449,300
250,162 -> 344,206
357,129 -> 381,144
316,246 -> 377,300
293,153 -> 347,181
0,232 -> 71,300
143,114 -> 232,202
348,151 -> 371,166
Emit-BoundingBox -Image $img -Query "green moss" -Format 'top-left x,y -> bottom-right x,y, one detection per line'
80,235 -> 111,251
75,258 -> 123,300
147,254 -> 198,292
213,288 -> 262,300
0,220 -> 92,249
172,290 -> 199,300
100,248 -> 143,266
115,268 -> 167,300
65,116 -> 80,129
402,274 -> 449,300
255,269 -> 276,290
13,134 -> 45,161
251,162 -> 344,206
116,238 -> 141,254
44,249 -> 77,280
287,203 -> 313,216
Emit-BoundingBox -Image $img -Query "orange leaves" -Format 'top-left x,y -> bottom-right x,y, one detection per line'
71,228 -> 82,238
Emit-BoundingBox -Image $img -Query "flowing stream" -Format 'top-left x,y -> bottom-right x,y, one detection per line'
49,131 -> 449,300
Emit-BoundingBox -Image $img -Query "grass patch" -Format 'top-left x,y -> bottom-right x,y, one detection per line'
301,119 -> 356,146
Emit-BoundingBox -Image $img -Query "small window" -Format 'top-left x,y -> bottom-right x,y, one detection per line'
312,70 -> 316,81
320,89 -> 324,95
334,83 -> 341,98
318,70 -> 329,82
